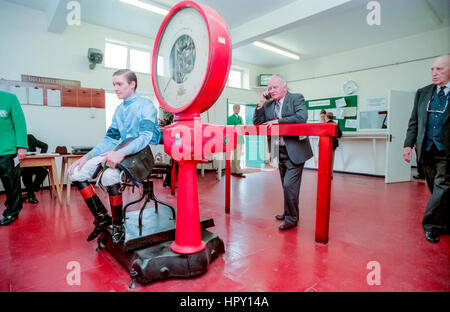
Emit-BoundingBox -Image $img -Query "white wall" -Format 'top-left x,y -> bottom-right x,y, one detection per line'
0,1 -> 267,189
0,0 -> 156,151
4,1 -> 447,178
0,1 -> 266,137
262,26 -> 450,175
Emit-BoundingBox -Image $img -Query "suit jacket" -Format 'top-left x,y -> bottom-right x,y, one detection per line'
27,134 -> 48,153
253,92 -> 313,165
404,84 -> 450,160
327,120 -> 342,150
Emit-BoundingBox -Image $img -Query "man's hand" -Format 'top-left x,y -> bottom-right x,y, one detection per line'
68,155 -> 88,176
16,148 -> 27,161
403,147 -> 412,163
265,119 -> 279,127
257,90 -> 270,109
100,150 -> 126,169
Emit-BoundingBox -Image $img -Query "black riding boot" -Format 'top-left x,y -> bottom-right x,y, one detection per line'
107,183 -> 125,244
74,181 -> 112,241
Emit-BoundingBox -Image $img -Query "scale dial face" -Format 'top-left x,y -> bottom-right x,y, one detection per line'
154,7 -> 209,111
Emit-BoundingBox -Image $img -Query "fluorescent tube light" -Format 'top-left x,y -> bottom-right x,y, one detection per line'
120,0 -> 169,16
253,41 -> 300,60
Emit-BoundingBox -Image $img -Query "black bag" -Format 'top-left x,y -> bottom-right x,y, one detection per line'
114,139 -> 154,184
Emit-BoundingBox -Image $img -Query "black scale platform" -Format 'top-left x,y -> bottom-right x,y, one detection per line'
98,203 -> 225,288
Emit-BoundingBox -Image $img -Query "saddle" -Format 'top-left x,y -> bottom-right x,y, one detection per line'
92,138 -> 155,187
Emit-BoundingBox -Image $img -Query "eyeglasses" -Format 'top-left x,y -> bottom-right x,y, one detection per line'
426,93 -> 449,114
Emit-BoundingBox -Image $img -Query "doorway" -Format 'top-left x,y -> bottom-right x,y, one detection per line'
227,101 -> 266,169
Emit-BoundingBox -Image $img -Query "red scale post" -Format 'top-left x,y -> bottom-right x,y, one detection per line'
152,1 -> 234,255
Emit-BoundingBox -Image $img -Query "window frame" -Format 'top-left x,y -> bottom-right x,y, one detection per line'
227,67 -> 244,89
104,39 -> 153,75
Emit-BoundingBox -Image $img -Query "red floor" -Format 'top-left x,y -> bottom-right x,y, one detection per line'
0,169 -> 449,292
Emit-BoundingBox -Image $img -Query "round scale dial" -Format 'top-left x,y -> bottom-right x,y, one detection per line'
152,1 -> 231,117
155,8 -> 209,110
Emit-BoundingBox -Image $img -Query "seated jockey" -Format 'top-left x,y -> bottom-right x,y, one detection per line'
68,69 -> 161,244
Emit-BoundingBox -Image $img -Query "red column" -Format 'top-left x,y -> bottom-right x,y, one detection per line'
171,160 -> 205,254
315,135 -> 334,244
225,151 -> 231,214
170,159 -> 176,195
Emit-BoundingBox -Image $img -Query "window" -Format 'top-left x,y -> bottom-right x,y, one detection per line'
104,42 -> 128,69
105,92 -> 160,131
105,92 -> 122,131
104,40 -> 152,74
228,69 -> 243,88
226,66 -> 249,89
130,49 -> 151,74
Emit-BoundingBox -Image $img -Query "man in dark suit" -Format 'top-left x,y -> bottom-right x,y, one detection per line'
403,54 -> 450,243
325,112 -> 342,178
21,134 -> 48,204
325,112 -> 342,150
254,75 -> 313,230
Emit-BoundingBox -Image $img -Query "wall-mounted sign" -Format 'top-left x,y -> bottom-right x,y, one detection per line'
21,75 -> 81,87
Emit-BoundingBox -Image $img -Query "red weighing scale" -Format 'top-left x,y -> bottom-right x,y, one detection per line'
99,1 -> 235,288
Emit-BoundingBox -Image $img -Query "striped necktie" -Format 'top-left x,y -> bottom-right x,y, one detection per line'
275,101 -> 281,118
438,87 -> 445,101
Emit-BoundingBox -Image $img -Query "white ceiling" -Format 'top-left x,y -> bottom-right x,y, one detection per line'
4,0 -> 450,67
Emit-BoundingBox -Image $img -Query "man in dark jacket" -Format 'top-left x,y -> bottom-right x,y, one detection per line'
325,112 -> 342,150
403,54 -> 450,243
325,112 -> 342,178
254,75 -> 313,230
21,134 -> 49,204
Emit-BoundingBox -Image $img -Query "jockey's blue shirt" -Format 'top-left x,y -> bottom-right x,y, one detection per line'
89,93 -> 161,158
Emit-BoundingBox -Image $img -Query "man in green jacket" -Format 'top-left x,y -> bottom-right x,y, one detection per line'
0,91 -> 28,225
227,104 -> 245,177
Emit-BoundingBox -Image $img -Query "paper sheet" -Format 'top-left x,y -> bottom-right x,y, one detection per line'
343,107 -> 357,117
29,87 -> 44,105
345,119 -> 357,129
335,98 -> 347,108
366,97 -> 387,109
10,85 -> 27,104
308,99 -> 331,108
313,109 -> 322,121
47,89 -> 61,107
327,108 -> 337,116
335,108 -> 345,120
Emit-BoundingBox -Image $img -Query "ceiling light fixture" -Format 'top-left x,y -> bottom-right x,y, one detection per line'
120,0 -> 169,16
253,41 -> 300,60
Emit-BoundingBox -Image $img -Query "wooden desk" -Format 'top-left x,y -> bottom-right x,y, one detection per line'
20,154 -> 63,204
60,154 -> 83,205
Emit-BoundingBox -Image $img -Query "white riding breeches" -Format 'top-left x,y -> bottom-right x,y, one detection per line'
69,156 -> 122,186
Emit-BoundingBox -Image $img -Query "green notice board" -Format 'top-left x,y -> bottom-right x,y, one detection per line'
306,95 -> 358,132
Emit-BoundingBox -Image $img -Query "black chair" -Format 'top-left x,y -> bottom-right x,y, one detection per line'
115,133 -> 176,234
121,135 -> 175,234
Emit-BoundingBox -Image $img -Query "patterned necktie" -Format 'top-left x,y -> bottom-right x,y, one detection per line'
275,101 -> 281,118
438,87 -> 445,101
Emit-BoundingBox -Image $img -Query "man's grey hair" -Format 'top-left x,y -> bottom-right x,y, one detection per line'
271,75 -> 287,87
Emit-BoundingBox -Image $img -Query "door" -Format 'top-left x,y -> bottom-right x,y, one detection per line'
385,90 -> 416,183
245,105 -> 266,169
